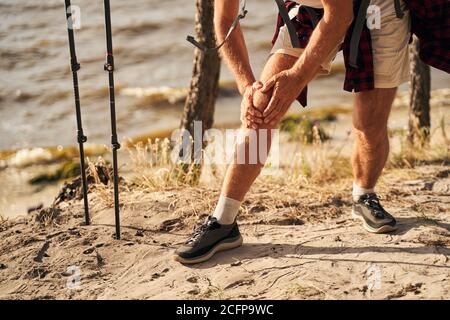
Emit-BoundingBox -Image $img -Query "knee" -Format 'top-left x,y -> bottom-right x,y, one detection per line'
253,89 -> 283,130
353,89 -> 394,143
353,120 -> 387,149
253,89 -> 271,113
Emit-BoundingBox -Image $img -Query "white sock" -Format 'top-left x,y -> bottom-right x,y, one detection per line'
352,181 -> 374,202
212,195 -> 241,225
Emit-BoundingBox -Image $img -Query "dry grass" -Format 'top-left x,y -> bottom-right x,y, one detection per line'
287,147 -> 352,185
118,134 -> 356,229
121,120 -> 445,185
111,112 -> 448,230
389,115 -> 449,168
126,138 -> 209,191
125,130 -> 354,192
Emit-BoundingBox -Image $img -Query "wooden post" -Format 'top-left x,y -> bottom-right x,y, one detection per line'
180,0 -> 221,182
408,36 -> 431,145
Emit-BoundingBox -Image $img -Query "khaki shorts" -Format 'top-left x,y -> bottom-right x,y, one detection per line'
270,0 -> 411,88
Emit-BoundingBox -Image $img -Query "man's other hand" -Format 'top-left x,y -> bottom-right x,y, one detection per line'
260,69 -> 306,126
240,81 -> 264,129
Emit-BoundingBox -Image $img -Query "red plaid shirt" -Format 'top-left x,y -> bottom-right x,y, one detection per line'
272,0 -> 450,107
404,0 -> 450,73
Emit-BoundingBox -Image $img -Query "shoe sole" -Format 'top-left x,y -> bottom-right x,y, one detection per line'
351,209 -> 398,234
173,235 -> 243,265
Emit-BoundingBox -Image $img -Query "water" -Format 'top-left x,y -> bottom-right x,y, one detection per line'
1,0 -> 448,151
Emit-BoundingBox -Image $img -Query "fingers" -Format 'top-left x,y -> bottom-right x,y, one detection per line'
253,81 -> 263,90
265,102 -> 287,124
263,85 -> 289,124
241,92 -> 262,118
262,85 -> 281,117
246,116 -> 262,129
240,83 -> 264,129
260,76 -> 276,93
241,88 -> 253,114
247,114 -> 262,124
245,109 -> 263,129
245,115 -> 259,129
247,105 -> 263,117
269,113 -> 284,127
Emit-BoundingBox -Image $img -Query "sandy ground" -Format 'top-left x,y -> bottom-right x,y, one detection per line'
0,163 -> 449,300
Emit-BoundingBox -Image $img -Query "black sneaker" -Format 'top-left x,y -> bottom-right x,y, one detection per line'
174,216 -> 243,264
352,193 -> 398,234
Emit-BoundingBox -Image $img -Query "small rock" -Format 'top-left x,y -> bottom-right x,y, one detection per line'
83,247 -> 95,254
27,203 -> 44,214
33,241 -> 50,263
68,229 -> 81,237
0,263 -> 7,270
432,178 -> 450,193
266,216 -> 304,226
249,205 -> 267,213
436,169 -> 450,178
224,278 -> 255,290
135,230 -> 144,237
25,266 -> 49,279
231,261 -> 242,267
422,182 -> 434,191
187,288 -> 200,295
159,218 -> 181,232
406,282 -> 423,292
187,276 -> 198,283
330,196 -> 347,207
61,270 -> 73,277
150,273 -> 161,281
96,252 -> 105,267
23,237 -> 42,246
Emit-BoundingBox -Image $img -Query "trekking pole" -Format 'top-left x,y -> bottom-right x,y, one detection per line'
64,0 -> 90,226
103,0 -> 121,240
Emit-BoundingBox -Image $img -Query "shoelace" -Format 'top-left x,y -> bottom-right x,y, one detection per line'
186,217 -> 216,244
361,194 -> 386,219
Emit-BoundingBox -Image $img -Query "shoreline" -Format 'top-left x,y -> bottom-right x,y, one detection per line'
2,87 -> 449,163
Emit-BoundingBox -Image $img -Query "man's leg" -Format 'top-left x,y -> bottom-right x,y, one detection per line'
351,88 -> 398,233
352,88 -> 396,189
174,53 -> 299,264
350,0 -> 411,234
219,53 -> 298,202
212,53 -> 298,226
